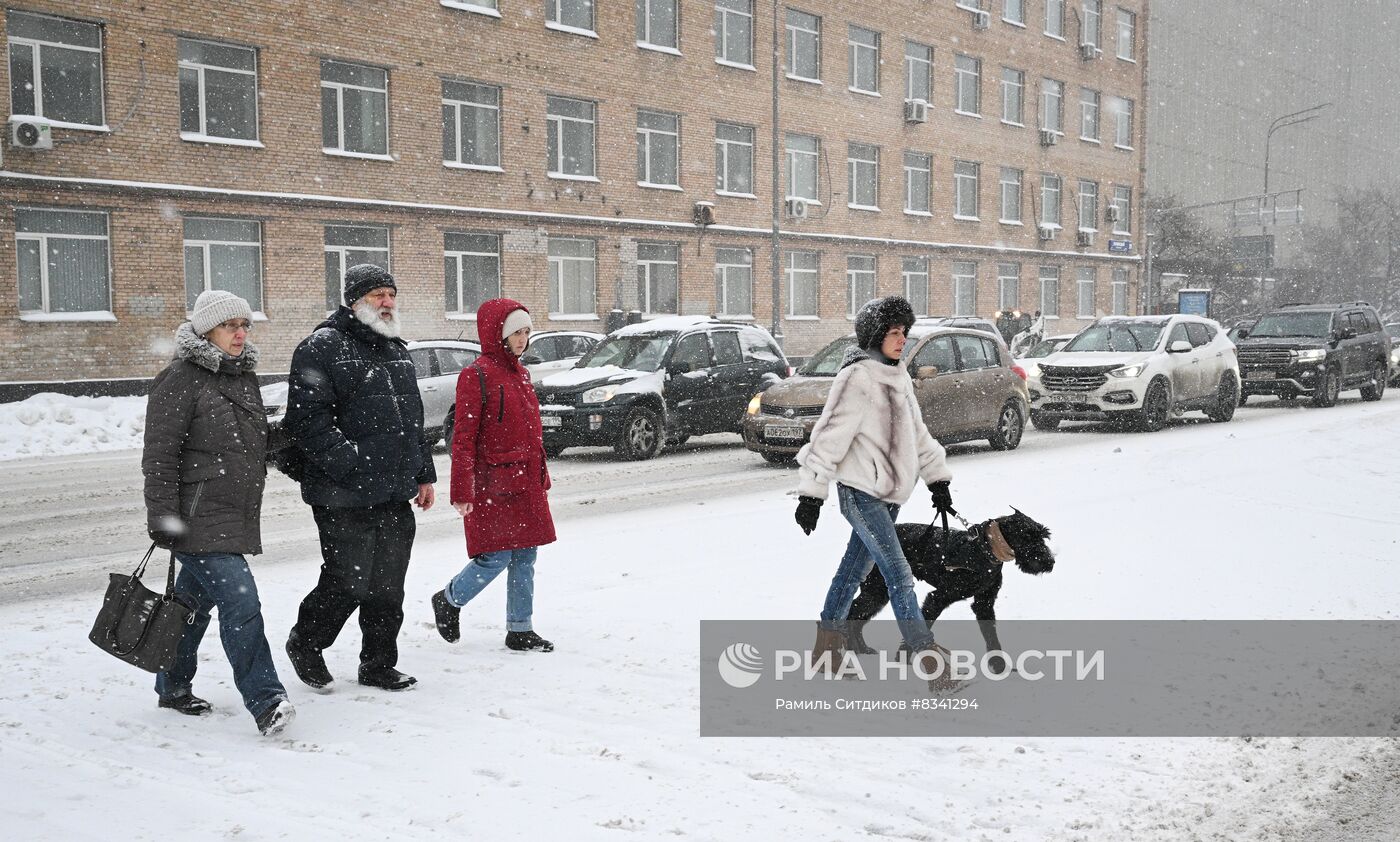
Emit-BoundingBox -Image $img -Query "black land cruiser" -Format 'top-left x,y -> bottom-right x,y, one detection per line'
1235,302 -> 1389,407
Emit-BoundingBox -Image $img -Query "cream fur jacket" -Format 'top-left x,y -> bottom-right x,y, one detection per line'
795,353 -> 951,504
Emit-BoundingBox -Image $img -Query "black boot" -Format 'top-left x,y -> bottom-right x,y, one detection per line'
358,666 -> 417,691
505,631 -> 554,652
286,633 -> 334,690
255,699 -> 296,737
431,590 -> 460,643
158,690 -> 212,716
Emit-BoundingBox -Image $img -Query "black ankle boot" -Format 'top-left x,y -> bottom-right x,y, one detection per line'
505,631 -> 554,652
158,690 -> 212,716
358,666 -> 417,691
432,590 -> 460,643
286,633 -> 334,690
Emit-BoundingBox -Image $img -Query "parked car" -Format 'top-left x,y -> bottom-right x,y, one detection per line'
1235,302 -> 1389,407
921,316 -> 1005,344
521,330 -> 604,380
741,325 -> 1029,464
1014,333 -> 1077,381
1384,323 -> 1400,385
1027,314 -> 1240,432
532,316 -> 788,460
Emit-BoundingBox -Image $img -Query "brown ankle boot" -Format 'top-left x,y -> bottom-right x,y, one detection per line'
911,642 -> 963,693
809,623 -> 845,675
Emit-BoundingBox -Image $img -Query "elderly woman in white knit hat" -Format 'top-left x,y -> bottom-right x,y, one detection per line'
141,289 -> 295,736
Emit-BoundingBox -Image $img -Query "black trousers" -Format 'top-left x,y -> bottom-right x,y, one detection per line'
292,500 -> 415,671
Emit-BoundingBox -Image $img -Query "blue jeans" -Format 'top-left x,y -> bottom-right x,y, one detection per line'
155,552 -> 287,719
445,547 -> 538,632
819,484 -> 936,651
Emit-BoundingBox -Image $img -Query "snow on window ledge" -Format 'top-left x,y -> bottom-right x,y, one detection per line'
545,21 -> 599,38
19,311 -> 117,323
180,133 -> 265,149
440,0 -> 502,17
446,313 -> 480,321
323,149 -> 394,162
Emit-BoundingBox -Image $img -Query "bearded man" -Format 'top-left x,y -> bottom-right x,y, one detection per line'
283,264 -> 437,693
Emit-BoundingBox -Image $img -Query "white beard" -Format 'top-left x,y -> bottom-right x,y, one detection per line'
353,300 -> 402,338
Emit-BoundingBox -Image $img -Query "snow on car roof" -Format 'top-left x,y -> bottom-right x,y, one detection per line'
611,315 -> 721,336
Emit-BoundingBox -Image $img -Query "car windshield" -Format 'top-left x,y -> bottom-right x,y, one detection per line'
800,336 -> 858,376
1064,323 -> 1164,352
575,334 -> 673,372
1249,312 -> 1332,338
1024,338 -> 1066,359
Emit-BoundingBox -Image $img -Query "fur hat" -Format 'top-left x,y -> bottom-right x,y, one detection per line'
501,308 -> 533,341
190,289 -> 252,336
854,296 -> 917,350
343,263 -> 396,306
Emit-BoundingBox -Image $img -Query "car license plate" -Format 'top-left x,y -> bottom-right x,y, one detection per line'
541,415 -> 562,427
1246,369 -> 1274,380
764,424 -> 804,441
1043,394 -> 1080,403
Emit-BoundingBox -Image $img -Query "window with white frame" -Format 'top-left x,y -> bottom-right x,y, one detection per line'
1111,185 -> 1132,234
1040,78 -> 1063,133
715,122 -> 755,195
321,60 -> 388,156
6,10 -> 104,128
1082,0 -> 1102,48
1004,0 -> 1025,25
1078,180 -> 1099,231
902,257 -> 930,316
548,237 -> 597,316
847,143 -> 880,210
1077,267 -> 1096,318
637,0 -> 678,50
444,0 -> 499,12
848,26 -> 879,94
715,247 -> 753,315
905,42 -> 932,103
1045,0 -> 1064,38
1111,266 -> 1129,314
999,167 -> 1022,223
183,218 -> 263,313
954,160 -> 980,220
178,39 -> 258,142
715,0 -> 753,67
636,243 -> 679,314
1041,173 -> 1062,227
444,232 -> 501,315
1001,67 -> 1024,125
786,250 -> 819,316
1116,8 -> 1136,60
1039,266 -> 1060,316
1111,96 -> 1135,148
324,225 -> 390,308
1080,87 -> 1100,141
786,133 -> 820,200
547,96 -> 596,178
997,263 -> 1020,311
443,80 -> 500,168
15,208 -> 111,315
547,0 -> 594,33
637,109 -> 680,187
785,9 -> 821,82
954,54 -> 981,115
847,255 -> 876,316
904,152 -> 932,214
952,261 -> 977,316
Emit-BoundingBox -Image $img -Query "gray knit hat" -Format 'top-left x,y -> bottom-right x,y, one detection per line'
343,263 -> 396,306
191,289 -> 253,336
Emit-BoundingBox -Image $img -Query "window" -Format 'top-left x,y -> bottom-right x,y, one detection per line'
1111,96 -> 1135,148
637,109 -> 680,187
548,237 -> 597,316
740,327 -> 783,362
547,96 -> 596,178
1112,267 -> 1129,315
637,0 -> 678,50
1117,8 -> 1137,60
997,263 -> 1020,310
1045,0 -> 1064,38
787,250 -> 819,316
6,10 -> 104,128
1077,267 -> 1097,318
785,9 -> 821,82
1079,87 -> 1099,141
547,0 -> 594,33
435,346 -> 480,376
715,247 -> 753,316
847,143 -> 880,210
715,0 -> 754,67
1001,68 -> 1024,125
705,331 -> 740,365
848,26 -> 879,94
952,262 -> 977,316
847,255 -> 876,317
902,257 -> 930,316
954,160 -> 980,220
954,334 -> 993,370
324,225 -> 390,307
673,333 -> 713,369
1112,185 -> 1132,234
321,60 -> 388,156
1082,0 -> 1102,48
183,218 -> 263,313
904,152 -> 932,215
15,209 -> 110,315
905,42 -> 932,103
1040,78 -> 1063,133
999,167 -> 1022,223
442,80 -> 501,169
443,0 -> 499,13
786,133 -> 819,200
1004,0 -> 1024,25
1078,180 -> 1099,231
637,243 -> 679,314
954,54 -> 981,115
715,123 -> 755,195
913,335 -> 956,372
444,232 -> 501,315
178,39 -> 258,142
1041,173 -> 1062,227
1185,321 -> 1213,348
1039,266 -> 1060,317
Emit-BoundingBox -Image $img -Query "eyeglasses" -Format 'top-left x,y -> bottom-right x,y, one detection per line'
216,320 -> 253,333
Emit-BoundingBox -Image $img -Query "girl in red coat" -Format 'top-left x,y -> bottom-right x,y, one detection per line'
431,299 -> 557,652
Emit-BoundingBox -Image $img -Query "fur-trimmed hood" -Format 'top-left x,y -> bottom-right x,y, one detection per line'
175,321 -> 259,374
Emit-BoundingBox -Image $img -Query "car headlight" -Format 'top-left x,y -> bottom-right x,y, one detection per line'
1391,349 -> 1400,365
746,393 -> 763,416
1292,349 -> 1326,363
582,386 -> 617,403
1108,363 -> 1146,379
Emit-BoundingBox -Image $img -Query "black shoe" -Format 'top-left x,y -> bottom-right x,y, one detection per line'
285,633 -> 334,690
255,699 -> 296,737
158,690 -> 213,716
432,590 -> 461,643
505,631 -> 554,652
358,666 -> 417,691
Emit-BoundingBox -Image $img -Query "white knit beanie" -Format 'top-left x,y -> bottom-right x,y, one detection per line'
500,308 -> 533,341
191,289 -> 253,336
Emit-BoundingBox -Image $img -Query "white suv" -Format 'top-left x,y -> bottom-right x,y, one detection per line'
1027,315 -> 1240,432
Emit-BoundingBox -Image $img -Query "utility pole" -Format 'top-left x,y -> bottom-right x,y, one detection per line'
768,1 -> 784,350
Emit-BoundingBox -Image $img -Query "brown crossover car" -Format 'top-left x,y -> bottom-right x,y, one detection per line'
741,325 -> 1029,463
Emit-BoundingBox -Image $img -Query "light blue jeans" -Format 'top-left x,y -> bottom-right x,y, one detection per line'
819,484 -> 936,651
445,547 -> 538,632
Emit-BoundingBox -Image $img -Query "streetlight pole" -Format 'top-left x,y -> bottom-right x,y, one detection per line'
1263,103 -> 1331,199
768,0 -> 784,350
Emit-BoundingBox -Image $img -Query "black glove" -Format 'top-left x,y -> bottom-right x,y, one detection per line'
929,480 -> 956,515
794,496 -> 823,535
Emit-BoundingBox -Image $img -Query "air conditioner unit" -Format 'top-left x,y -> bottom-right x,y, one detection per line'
903,99 -> 928,124
972,9 -> 991,29
9,115 -> 53,150
1037,225 -> 1057,241
785,197 -> 810,220
1039,129 -> 1059,147
1105,205 -> 1122,223
1079,43 -> 1101,60
693,201 -> 716,227
1076,230 -> 1094,247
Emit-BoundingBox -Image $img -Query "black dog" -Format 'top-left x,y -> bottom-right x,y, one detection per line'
845,510 -> 1055,673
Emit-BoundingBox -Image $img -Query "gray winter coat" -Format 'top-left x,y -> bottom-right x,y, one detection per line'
142,323 -> 268,555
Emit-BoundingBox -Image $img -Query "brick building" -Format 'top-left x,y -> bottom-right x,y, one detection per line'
0,0 -> 1147,386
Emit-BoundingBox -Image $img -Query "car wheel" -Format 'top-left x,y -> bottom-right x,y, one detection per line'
1359,363 -> 1387,401
987,401 -> 1025,450
1134,379 -> 1171,432
1310,369 -> 1340,407
615,406 -> 664,460
1030,411 -> 1060,431
442,410 -> 455,451
1205,372 -> 1238,422
544,442 -> 567,458
761,451 -> 797,465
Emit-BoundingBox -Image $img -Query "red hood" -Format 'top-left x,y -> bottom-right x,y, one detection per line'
476,298 -> 529,371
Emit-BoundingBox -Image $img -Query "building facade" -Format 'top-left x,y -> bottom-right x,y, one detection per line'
1,0 -> 1146,384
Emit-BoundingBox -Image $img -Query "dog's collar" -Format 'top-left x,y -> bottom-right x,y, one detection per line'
985,520 -> 1016,563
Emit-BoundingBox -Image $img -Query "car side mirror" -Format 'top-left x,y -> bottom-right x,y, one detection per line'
1168,340 -> 1192,354
669,361 -> 693,375
1235,329 -> 1249,340
1337,327 -> 1357,341
520,354 -> 543,365
913,365 -> 940,379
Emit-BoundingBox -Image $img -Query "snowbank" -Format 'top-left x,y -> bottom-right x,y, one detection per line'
0,393 -> 147,461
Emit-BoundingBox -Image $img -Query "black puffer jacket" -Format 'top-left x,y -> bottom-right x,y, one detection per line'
143,323 -> 268,554
284,305 -> 436,507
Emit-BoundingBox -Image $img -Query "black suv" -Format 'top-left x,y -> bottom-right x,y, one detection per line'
1236,302 -> 1389,406
533,317 -> 789,459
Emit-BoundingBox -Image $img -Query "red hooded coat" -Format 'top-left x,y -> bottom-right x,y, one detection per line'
450,298 -> 557,556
